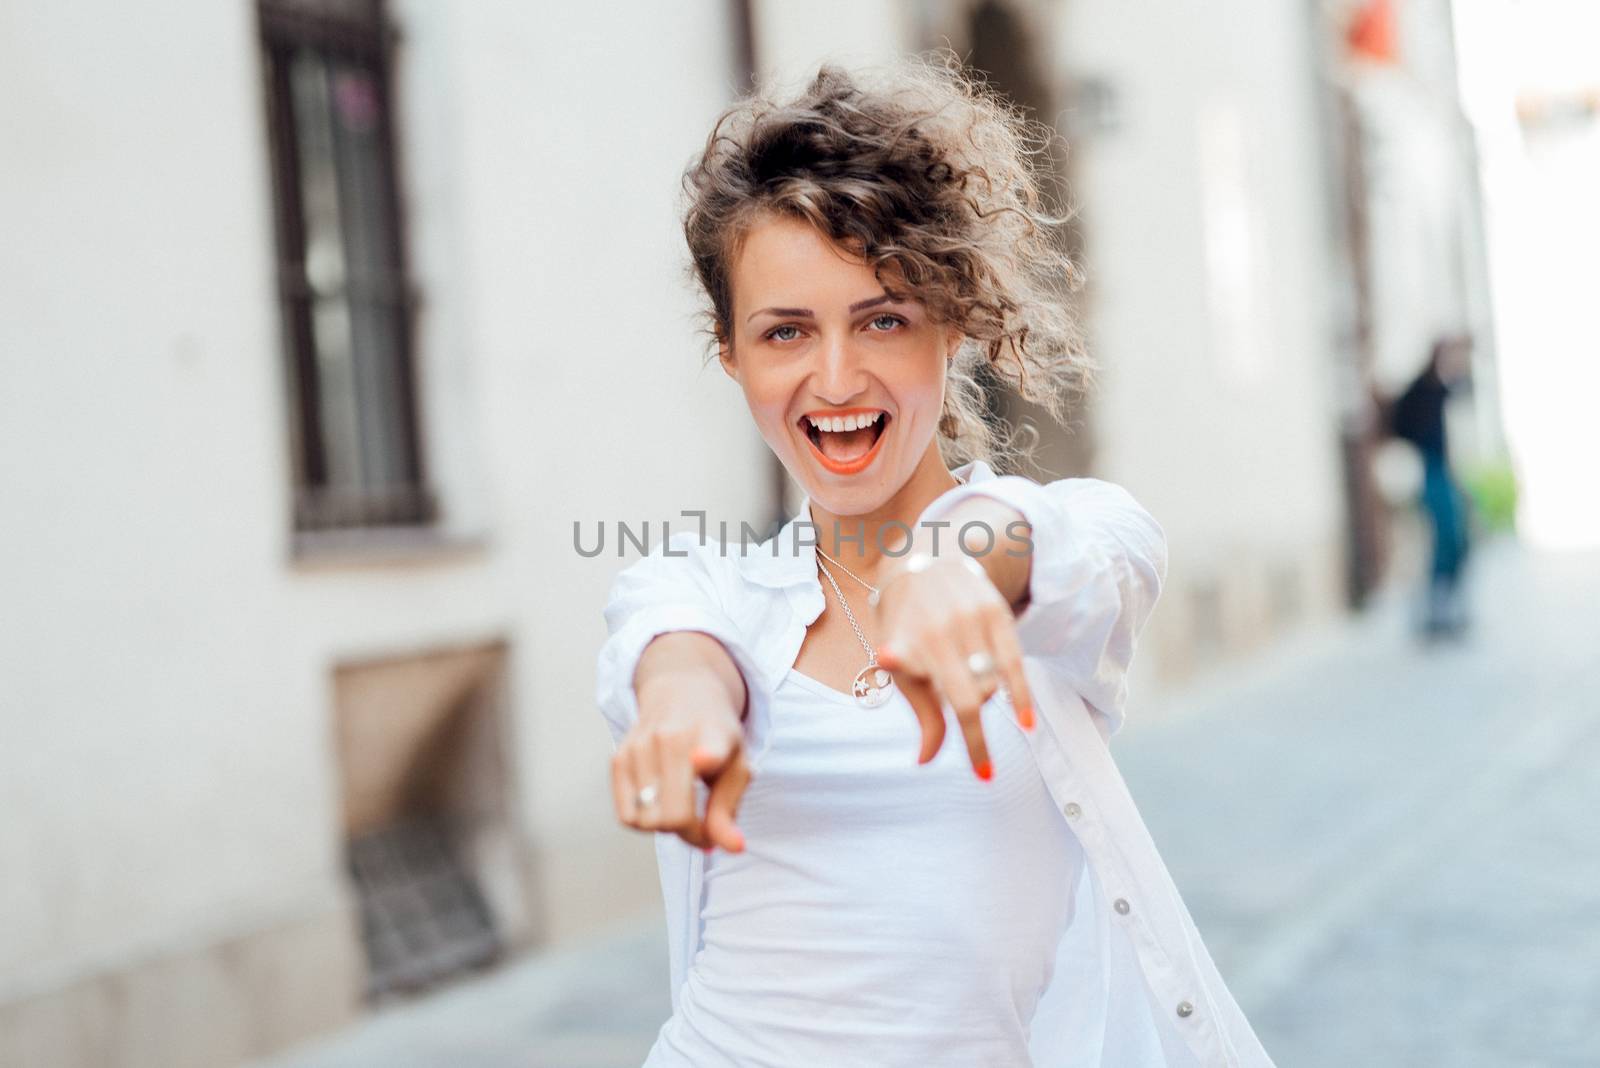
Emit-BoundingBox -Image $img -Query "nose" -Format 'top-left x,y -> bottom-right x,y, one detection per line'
810,331 -> 870,405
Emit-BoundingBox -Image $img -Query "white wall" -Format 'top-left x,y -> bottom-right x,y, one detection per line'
0,0 -> 773,1014
1053,0 -> 1345,580
752,0 -> 913,92
425,0 -> 774,930
1348,69 -> 1477,392
0,0 -> 342,1001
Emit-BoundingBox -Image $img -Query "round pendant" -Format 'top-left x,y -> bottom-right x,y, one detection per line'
852,665 -> 895,709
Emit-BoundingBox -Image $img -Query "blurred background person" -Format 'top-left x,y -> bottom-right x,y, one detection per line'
1387,334 -> 1475,638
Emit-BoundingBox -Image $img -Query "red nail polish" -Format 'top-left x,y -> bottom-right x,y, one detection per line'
976,760 -> 993,781
1020,705 -> 1035,730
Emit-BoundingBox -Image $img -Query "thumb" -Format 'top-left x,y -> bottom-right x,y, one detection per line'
703,747 -> 751,853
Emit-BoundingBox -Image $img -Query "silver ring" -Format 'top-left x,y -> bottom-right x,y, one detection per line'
635,783 -> 660,808
965,651 -> 996,678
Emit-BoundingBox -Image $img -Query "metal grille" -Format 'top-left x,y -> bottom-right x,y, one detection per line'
348,817 -> 500,1000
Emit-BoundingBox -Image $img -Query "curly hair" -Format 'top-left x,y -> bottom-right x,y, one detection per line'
680,49 -> 1090,469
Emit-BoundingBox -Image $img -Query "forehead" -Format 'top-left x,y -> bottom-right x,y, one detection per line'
730,214 -> 893,307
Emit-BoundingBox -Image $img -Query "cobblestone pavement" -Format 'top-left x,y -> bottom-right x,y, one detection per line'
258,540 -> 1600,1068
1115,541 -> 1600,1067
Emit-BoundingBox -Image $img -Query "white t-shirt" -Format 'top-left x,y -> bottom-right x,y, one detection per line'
643,665 -> 1086,1067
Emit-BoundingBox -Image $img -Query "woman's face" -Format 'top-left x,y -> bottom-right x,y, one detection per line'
719,214 -> 961,516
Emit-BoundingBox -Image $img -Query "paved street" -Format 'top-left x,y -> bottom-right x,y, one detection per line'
1116,540 -> 1600,1067
259,539 -> 1600,1068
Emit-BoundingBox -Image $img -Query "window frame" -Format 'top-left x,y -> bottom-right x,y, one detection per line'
258,0 -> 435,536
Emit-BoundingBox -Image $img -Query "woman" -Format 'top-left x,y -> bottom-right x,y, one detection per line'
596,54 -> 1274,1067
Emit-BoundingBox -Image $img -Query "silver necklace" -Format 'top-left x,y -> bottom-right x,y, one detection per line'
815,557 -> 895,709
814,545 -> 878,595
810,471 -> 967,710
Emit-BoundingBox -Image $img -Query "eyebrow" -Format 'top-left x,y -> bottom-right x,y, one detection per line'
746,293 -> 900,324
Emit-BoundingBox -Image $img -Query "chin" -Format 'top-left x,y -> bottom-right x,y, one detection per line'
805,483 -> 885,517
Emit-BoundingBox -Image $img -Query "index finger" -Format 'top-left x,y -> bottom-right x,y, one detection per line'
895,670 -> 948,765
984,611 -> 1035,730
881,640 -> 948,765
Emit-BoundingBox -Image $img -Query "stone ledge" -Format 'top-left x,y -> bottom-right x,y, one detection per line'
0,902 -> 363,1068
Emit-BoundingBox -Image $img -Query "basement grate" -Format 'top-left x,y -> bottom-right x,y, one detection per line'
347,816 -> 501,1000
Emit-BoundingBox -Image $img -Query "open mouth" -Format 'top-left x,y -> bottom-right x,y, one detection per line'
799,408 -> 891,475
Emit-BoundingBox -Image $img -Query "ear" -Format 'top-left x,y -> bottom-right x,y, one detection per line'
943,324 -> 965,362
717,334 -> 738,379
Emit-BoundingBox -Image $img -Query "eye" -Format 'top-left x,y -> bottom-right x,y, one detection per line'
867,313 -> 906,333
765,324 -> 802,343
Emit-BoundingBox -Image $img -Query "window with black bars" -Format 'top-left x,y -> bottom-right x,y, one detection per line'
259,0 -> 435,533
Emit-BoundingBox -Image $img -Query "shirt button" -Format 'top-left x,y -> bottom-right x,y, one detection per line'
1113,898 -> 1131,915
1176,1001 -> 1194,1018
1063,802 -> 1082,819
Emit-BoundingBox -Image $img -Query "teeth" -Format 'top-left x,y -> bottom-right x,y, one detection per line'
809,412 -> 882,433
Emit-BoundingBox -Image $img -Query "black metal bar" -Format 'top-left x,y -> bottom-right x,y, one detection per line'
261,38 -> 329,490
369,7 -> 430,507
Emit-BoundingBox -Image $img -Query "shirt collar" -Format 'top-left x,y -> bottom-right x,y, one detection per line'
734,458 -> 997,590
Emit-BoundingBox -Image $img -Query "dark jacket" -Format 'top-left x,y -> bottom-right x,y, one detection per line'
1390,364 -> 1451,457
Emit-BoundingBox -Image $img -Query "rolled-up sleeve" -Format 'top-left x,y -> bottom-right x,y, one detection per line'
918,476 -> 1169,736
595,530 -> 775,765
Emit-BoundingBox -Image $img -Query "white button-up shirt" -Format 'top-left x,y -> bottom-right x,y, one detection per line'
596,459 -> 1276,1066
